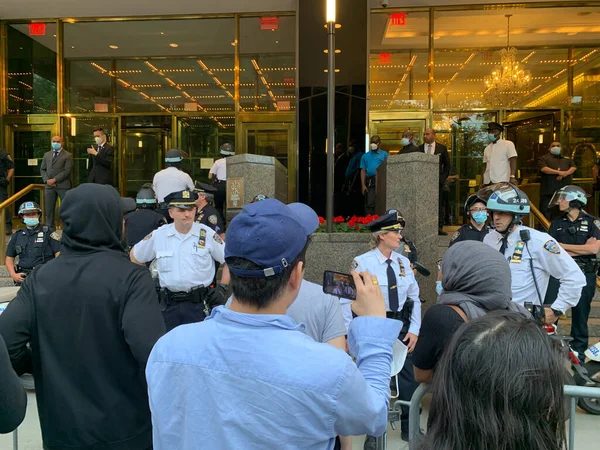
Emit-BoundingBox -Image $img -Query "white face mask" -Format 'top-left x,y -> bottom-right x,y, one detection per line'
370,143 -> 378,151
94,136 -> 103,145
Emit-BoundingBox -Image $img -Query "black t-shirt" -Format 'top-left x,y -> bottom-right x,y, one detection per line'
412,304 -> 466,371
538,153 -> 575,196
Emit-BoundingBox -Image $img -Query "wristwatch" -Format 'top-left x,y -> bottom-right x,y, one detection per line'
551,308 -> 564,318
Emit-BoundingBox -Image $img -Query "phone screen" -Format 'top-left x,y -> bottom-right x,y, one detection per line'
322,271 -> 357,300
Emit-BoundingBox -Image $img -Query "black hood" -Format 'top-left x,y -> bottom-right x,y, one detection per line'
59,184 -> 124,254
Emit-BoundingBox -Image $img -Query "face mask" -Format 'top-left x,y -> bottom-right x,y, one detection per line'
472,211 -> 488,224
550,147 -> 561,156
370,143 -> 378,151
436,280 -> 443,296
488,134 -> 498,143
24,218 -> 39,227
94,136 -> 103,145
401,138 -> 410,146
51,142 -> 61,151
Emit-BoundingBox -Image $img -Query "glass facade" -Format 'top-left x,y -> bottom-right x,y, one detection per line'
369,4 -> 600,224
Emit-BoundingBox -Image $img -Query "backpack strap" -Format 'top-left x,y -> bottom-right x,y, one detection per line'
448,304 -> 468,322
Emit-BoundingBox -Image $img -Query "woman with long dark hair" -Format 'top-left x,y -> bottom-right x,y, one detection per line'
421,311 -> 568,450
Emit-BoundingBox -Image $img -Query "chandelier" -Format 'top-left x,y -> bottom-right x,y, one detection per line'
484,14 -> 531,107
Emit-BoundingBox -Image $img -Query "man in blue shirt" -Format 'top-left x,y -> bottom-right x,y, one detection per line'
361,135 -> 388,214
146,198 -> 402,450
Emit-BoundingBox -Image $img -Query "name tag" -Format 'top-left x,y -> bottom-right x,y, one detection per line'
511,241 -> 524,263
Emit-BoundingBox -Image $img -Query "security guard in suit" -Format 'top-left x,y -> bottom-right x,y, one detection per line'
5,201 -> 61,285
130,189 -> 228,331
123,184 -> 166,249
480,183 -> 585,323
546,185 -> 600,358
352,211 -> 420,445
449,194 -> 491,247
194,182 -> 225,238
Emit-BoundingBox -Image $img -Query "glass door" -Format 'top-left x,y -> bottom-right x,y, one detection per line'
122,128 -> 169,198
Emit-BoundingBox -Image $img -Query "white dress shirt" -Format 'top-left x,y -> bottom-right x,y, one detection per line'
483,225 -> 585,312
152,167 -> 195,203
425,142 -> 436,155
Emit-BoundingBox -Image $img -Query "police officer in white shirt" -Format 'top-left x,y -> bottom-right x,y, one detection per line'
352,210 -> 420,445
209,143 -> 234,220
153,149 -> 194,223
481,122 -> 518,186
481,183 -> 585,323
130,189 -> 228,331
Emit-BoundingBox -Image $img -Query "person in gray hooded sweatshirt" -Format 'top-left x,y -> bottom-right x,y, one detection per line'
412,240 -> 531,384
0,183 -> 165,450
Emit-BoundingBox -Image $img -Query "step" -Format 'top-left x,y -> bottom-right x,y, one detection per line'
558,318 -> 600,338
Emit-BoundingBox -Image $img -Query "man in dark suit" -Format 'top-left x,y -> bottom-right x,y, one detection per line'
419,128 -> 451,235
40,136 -> 74,226
400,130 -> 420,154
87,128 -> 114,185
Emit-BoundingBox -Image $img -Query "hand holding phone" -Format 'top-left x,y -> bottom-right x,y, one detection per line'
323,271 -> 356,300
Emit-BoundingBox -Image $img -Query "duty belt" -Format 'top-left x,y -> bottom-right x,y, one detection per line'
574,258 -> 600,274
161,286 -> 209,304
386,300 -> 414,335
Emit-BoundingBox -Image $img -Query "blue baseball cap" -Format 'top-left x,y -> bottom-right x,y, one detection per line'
225,199 -> 319,277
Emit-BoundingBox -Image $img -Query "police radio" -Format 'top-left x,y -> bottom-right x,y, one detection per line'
520,229 -> 545,316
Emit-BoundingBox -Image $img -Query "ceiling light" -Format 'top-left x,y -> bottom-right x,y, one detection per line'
160,32 -> 165,35
169,43 -> 179,48
275,40 -> 279,44
71,46 -> 75,49
109,45 -> 118,49
567,32 -> 578,36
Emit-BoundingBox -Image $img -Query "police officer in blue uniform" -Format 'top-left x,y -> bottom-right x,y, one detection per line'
194,182 -> 225,238
5,201 -> 60,285
130,189 -> 228,331
123,184 -> 166,249
547,185 -> 600,359
352,211 -> 420,446
449,194 -> 491,247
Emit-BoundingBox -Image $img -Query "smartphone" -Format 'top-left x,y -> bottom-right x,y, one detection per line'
322,270 -> 357,300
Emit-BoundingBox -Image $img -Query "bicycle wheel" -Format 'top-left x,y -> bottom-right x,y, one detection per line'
575,361 -> 600,415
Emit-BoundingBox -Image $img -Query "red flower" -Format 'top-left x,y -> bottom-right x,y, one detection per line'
318,216 -> 325,224
355,225 -> 360,230
348,218 -> 356,227
333,216 -> 345,224
372,214 -> 380,220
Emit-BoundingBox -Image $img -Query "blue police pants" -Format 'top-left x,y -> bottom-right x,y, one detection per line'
162,302 -> 206,332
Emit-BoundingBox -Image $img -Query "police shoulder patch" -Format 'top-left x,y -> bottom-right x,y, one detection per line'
594,219 -> 600,231
543,240 -> 561,255
450,230 -> 460,242
208,214 -> 218,225
213,233 -> 223,245
143,232 -> 153,241
351,259 -> 359,270
50,231 -> 61,241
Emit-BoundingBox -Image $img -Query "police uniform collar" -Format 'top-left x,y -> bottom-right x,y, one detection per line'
166,223 -> 200,237
506,225 -> 523,245
374,247 -> 395,264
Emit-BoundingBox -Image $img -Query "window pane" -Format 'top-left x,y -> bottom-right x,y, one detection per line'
7,23 -> 57,114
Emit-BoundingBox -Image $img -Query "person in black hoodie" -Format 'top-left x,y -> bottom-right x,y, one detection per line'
0,183 -> 166,450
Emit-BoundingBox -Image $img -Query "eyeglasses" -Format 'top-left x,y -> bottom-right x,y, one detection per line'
470,207 -> 487,213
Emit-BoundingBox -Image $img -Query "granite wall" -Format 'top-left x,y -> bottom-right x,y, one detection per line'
386,152 -> 439,309
225,154 -> 287,222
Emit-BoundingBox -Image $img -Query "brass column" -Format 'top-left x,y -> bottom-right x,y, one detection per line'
0,22 -> 7,150
567,46 -> 574,99
234,14 -> 240,145
428,8 -> 434,112
56,20 -> 64,115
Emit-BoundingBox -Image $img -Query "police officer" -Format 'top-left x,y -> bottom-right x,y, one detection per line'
130,189 -> 228,331
194,182 -> 225,239
153,149 -> 194,223
0,148 -> 15,234
546,185 -> 600,359
209,143 -> 234,220
480,183 -> 585,323
5,201 -> 60,285
123,184 -> 166,249
352,211 -> 420,445
449,194 -> 491,247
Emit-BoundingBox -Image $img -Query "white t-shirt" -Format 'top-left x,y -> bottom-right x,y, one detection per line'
483,139 -> 518,184
152,167 -> 194,203
209,158 -> 227,181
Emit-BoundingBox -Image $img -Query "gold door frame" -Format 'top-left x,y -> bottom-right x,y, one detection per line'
238,112 -> 296,202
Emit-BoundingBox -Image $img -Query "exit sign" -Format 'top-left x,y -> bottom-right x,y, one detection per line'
28,23 -> 46,36
390,13 -> 406,26
379,53 -> 392,65
260,17 -> 279,31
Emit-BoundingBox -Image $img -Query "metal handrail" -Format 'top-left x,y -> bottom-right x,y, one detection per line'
0,184 -> 46,262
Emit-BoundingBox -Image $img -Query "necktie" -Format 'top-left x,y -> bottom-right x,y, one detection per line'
386,259 -> 399,312
52,151 -> 58,161
499,237 -> 508,256
428,144 -> 432,154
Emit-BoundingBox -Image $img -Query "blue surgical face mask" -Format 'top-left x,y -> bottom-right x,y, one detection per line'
401,138 -> 410,146
472,211 -> 488,224
436,280 -> 443,296
51,142 -> 61,151
550,146 -> 561,156
24,218 -> 39,227
488,133 -> 498,142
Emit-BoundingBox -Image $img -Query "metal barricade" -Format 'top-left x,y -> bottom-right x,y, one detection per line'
564,385 -> 600,450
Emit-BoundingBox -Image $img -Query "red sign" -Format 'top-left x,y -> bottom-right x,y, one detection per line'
284,77 -> 294,85
260,17 -> 279,31
94,103 -> 109,113
379,53 -> 392,65
390,13 -> 406,26
28,23 -> 46,36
